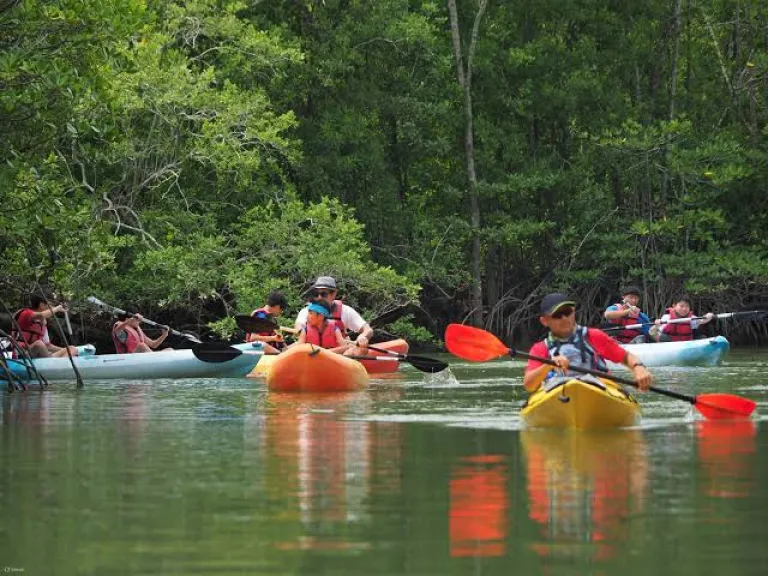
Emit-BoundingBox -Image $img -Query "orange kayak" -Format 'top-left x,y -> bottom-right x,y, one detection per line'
266,344 -> 370,393
247,339 -> 409,379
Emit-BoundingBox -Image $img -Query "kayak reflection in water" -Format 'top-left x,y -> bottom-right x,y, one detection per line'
523,429 -> 649,563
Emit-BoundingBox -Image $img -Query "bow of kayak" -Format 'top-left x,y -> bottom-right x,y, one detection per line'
242,339 -> 409,379
266,344 -> 369,392
521,377 -> 640,429
616,336 -> 729,368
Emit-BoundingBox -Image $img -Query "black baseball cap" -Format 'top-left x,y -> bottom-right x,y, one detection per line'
540,293 -> 576,316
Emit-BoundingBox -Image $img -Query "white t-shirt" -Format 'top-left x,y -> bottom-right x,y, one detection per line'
294,302 -> 368,333
659,313 -> 701,332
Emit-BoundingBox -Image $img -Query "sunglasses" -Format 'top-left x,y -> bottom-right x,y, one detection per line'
313,290 -> 332,298
551,306 -> 575,319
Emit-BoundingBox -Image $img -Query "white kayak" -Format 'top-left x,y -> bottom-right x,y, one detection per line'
609,336 -> 729,368
3,347 -> 260,382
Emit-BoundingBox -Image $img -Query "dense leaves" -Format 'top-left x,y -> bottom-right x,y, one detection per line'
2,0 -> 767,344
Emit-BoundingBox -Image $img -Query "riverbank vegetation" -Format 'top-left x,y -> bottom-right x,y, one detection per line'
2,0 -> 767,345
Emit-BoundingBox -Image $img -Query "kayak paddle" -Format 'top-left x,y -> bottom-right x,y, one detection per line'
192,342 -> 266,363
445,323 -> 756,420
235,315 -> 448,373
87,296 -> 201,343
235,314 -> 299,334
603,309 -> 767,332
192,341 -> 445,372
364,343 -> 448,374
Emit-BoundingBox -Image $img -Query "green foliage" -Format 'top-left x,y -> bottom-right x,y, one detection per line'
2,0 -> 768,343
386,317 -> 439,345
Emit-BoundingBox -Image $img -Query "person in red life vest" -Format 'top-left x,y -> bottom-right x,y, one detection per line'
652,296 -> 714,342
12,293 -> 79,358
296,301 -> 352,354
246,291 -> 288,353
523,293 -> 653,393
603,285 -> 652,344
293,276 -> 374,350
111,307 -> 172,354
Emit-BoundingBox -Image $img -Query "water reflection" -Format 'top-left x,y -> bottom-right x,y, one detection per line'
263,391 -> 403,552
521,429 -> 648,563
449,454 -> 509,557
696,420 -> 757,499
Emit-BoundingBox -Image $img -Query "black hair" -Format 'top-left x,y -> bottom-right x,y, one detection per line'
29,293 -> 48,309
267,291 -> 288,310
621,285 -> 641,297
116,306 -> 138,321
676,295 -> 692,305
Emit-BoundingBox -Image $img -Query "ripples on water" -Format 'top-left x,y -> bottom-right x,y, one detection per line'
2,348 -> 768,574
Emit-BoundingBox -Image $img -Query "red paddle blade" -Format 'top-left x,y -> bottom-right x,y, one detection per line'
445,324 -> 510,362
694,394 -> 757,420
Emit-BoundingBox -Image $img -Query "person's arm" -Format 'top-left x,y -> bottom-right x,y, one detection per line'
31,304 -> 65,321
249,333 -> 282,344
143,327 -> 169,350
354,323 -> 374,348
342,307 -> 374,347
522,342 -> 561,392
294,308 -> 308,332
524,360 -> 566,392
296,326 -> 307,345
589,329 -> 653,390
622,351 -> 652,390
329,327 -> 354,354
603,304 -> 630,321
692,312 -> 715,329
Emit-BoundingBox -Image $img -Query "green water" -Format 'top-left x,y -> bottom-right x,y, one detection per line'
2,348 -> 768,575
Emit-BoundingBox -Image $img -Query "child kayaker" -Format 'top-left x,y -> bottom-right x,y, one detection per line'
112,307 -> 173,353
246,291 -> 289,352
652,296 -> 714,342
296,300 -> 352,354
603,286 -> 652,343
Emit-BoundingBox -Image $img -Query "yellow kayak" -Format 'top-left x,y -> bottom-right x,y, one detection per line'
521,377 -> 640,429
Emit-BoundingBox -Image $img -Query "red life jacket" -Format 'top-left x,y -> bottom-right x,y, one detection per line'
247,307 -> 274,341
662,308 -> 693,341
328,299 -> 345,332
112,323 -> 145,354
304,322 -> 339,349
11,308 -> 48,347
607,303 -> 642,344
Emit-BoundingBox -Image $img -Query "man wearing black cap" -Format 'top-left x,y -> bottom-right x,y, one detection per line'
523,293 -> 653,393
603,285 -> 652,344
293,276 -> 374,349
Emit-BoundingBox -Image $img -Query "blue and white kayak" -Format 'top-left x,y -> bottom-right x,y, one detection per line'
610,336 -> 730,369
3,347 -> 260,382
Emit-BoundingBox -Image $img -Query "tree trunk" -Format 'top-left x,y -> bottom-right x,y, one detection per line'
447,0 -> 488,326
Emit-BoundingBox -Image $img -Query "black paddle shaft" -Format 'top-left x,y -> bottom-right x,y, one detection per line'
509,349 -> 696,405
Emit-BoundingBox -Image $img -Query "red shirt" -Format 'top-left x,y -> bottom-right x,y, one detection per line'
525,328 -> 628,372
